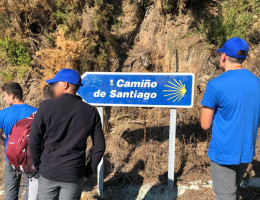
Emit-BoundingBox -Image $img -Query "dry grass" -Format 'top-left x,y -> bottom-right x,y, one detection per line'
34,29 -> 82,88
101,107 -> 210,188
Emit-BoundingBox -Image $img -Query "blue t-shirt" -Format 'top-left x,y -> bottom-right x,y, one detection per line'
201,69 -> 260,165
0,104 -> 37,161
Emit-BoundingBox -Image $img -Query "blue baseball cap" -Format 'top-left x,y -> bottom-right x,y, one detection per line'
217,37 -> 249,59
46,69 -> 83,86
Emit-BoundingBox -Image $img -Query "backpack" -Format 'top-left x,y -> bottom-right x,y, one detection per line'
6,112 -> 36,175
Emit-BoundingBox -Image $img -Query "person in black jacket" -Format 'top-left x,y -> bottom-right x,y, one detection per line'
29,69 -> 106,200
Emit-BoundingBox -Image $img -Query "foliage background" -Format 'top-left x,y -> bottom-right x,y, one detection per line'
0,0 -> 259,199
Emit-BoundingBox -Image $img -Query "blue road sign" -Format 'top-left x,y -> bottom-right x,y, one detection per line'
78,72 -> 195,108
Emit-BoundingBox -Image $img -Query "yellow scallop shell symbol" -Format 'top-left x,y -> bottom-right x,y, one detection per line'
163,79 -> 187,102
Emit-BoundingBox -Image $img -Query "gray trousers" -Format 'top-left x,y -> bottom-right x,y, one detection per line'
5,162 -> 28,200
210,160 -> 249,200
39,175 -> 84,200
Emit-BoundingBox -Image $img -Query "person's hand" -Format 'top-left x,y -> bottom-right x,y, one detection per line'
85,161 -> 93,179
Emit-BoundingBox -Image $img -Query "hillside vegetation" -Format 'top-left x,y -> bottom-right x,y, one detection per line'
0,0 -> 259,199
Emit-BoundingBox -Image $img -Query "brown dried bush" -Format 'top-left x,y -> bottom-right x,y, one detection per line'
34,29 -> 82,87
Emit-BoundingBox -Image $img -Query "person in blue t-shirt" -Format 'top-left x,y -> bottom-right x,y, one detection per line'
201,37 -> 260,200
0,82 -> 37,200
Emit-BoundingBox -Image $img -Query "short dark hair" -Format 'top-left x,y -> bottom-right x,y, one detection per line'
43,84 -> 54,100
227,50 -> 247,64
69,84 -> 80,93
2,82 -> 23,100
237,50 -> 247,56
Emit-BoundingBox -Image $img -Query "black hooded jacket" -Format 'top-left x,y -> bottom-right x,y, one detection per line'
29,93 -> 105,182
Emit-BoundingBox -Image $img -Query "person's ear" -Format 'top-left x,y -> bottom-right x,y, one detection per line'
64,82 -> 70,90
222,53 -> 227,63
10,94 -> 15,100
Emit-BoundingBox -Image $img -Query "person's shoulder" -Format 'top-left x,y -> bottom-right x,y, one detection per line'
210,72 -> 229,83
42,98 -> 54,104
208,71 -> 235,88
80,100 -> 96,111
23,104 -> 37,109
40,98 -> 56,108
244,69 -> 260,81
0,106 -> 13,115
0,107 -> 12,123
22,104 -> 37,112
77,98 -> 99,114
207,75 -> 222,89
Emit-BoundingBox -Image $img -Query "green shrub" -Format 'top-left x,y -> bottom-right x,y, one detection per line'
0,68 -> 14,83
162,0 -> 178,13
0,37 -> 32,67
54,0 -> 83,39
92,0 -> 114,32
202,0 -> 259,47
162,0 -> 207,13
79,0 -> 119,72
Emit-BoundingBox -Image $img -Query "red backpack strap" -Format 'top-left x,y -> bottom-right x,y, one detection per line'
28,111 -> 36,119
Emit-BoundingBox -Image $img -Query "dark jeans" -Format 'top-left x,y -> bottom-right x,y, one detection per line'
39,175 -> 84,200
5,162 -> 28,200
210,160 -> 249,200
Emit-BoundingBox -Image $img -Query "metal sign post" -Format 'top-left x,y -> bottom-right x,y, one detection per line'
78,72 -> 194,195
168,109 -> 177,189
97,107 -> 104,195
